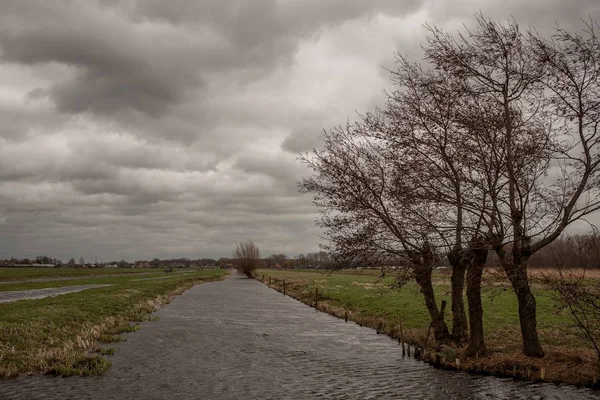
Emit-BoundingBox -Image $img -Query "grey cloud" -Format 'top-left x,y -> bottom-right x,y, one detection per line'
0,7 -> 204,117
281,129 -> 324,154
25,87 -> 46,101
232,151 -> 304,185
0,0 -> 424,121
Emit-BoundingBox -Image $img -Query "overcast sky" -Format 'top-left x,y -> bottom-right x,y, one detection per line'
0,1 -> 598,262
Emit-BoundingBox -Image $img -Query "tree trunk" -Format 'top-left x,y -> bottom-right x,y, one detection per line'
449,251 -> 468,345
465,259 -> 486,357
503,262 -> 545,358
415,263 -> 451,344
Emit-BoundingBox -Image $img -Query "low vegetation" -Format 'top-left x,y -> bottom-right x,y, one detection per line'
260,268 -> 600,386
0,268 -> 228,378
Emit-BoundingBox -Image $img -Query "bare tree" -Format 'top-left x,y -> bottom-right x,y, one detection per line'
425,14 -> 600,358
267,253 -> 288,268
233,240 -> 261,278
382,56 -> 497,352
300,14 -> 600,359
300,118 -> 452,343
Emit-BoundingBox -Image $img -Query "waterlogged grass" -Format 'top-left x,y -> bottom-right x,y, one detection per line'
97,347 -> 115,356
0,267 -> 164,281
0,269 -> 228,378
258,269 -> 581,352
47,355 -> 112,377
0,272 -> 187,292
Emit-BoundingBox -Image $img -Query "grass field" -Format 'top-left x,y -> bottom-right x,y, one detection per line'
0,268 -> 228,378
0,272 -> 192,292
258,268 -> 599,385
0,267 -> 163,281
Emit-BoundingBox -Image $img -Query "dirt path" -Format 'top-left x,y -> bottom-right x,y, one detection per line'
0,274 -> 597,399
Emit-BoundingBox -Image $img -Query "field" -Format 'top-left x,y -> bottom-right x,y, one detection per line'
258,268 -> 599,385
0,268 -> 228,378
0,267 -> 163,281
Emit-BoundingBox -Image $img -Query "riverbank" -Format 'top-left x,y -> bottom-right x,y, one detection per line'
0,269 -> 228,378
258,269 -> 600,388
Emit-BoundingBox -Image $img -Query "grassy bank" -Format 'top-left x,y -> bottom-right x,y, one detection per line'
0,269 -> 228,378
258,268 -> 599,387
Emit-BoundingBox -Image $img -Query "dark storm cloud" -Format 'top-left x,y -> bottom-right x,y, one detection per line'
0,0 -> 598,261
0,2 -> 203,117
0,0 -> 423,120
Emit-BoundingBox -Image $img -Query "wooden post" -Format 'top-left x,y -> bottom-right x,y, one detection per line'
513,366 -> 517,377
268,277 -> 271,286
439,300 -> 447,321
315,287 -> 319,309
424,322 -> 433,348
456,358 -> 461,368
283,279 -> 286,295
540,367 -> 545,380
407,344 -> 411,357
344,309 -> 348,322
398,316 -> 405,357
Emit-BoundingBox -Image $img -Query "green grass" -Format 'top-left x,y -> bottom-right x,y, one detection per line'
0,267 -> 165,281
258,269 -> 582,352
46,355 -> 112,377
0,269 -> 228,378
0,273 -> 184,292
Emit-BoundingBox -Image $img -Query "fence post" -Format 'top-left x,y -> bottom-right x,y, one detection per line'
283,279 -> 286,295
399,316 -> 405,357
268,276 -> 271,286
315,287 -> 318,309
344,309 -> 348,322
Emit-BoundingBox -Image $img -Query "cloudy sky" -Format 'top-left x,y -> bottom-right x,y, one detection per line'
0,0 -> 598,262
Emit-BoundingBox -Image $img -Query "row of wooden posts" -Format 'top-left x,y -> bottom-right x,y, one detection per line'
263,275 -> 413,357
259,275 -> 600,385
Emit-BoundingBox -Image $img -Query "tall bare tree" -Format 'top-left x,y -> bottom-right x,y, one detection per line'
425,15 -> 600,357
300,117 -> 453,343
382,57 -> 496,352
301,14 -> 600,359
